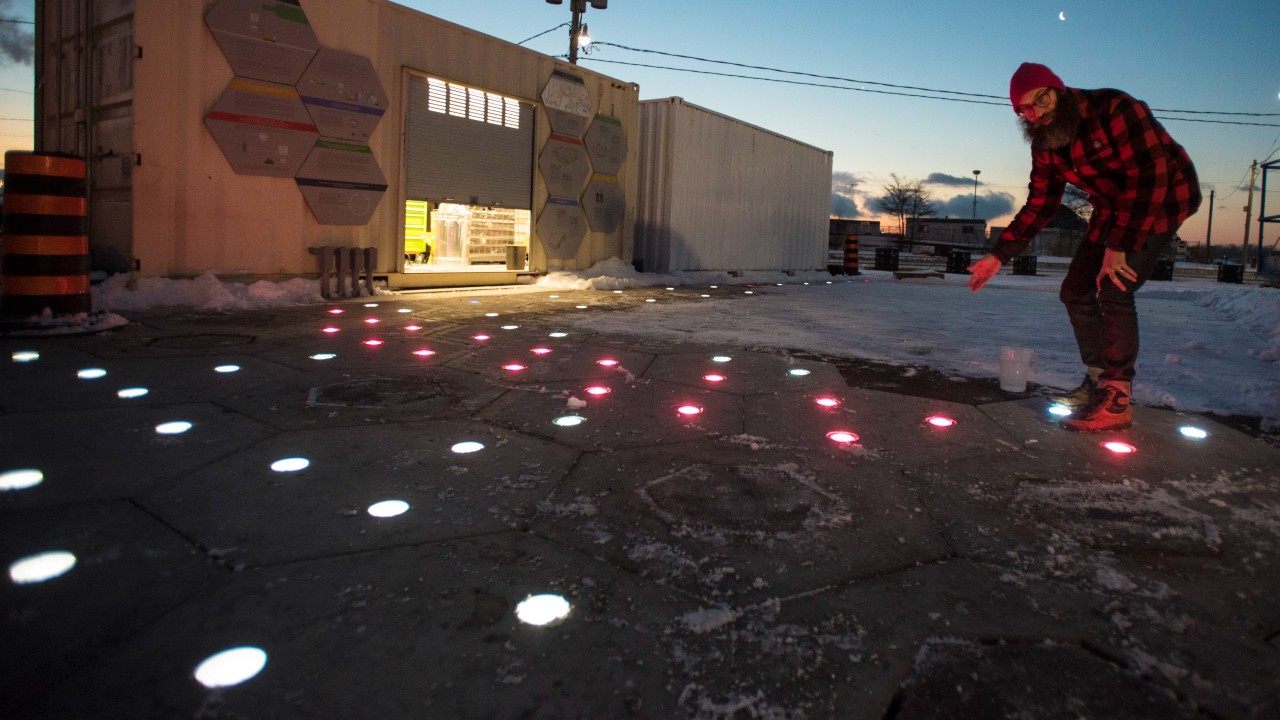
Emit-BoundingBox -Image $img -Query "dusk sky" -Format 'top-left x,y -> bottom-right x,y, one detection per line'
3,1 -> 1277,251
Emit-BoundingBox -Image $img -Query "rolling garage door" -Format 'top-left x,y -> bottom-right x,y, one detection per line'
404,73 -> 534,209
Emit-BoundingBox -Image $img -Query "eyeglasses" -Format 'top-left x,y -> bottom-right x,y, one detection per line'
1015,88 -> 1054,118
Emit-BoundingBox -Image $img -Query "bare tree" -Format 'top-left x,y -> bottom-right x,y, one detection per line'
871,173 -> 937,239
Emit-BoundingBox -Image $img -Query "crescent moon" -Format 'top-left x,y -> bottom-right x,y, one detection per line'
1059,11 -> 1066,20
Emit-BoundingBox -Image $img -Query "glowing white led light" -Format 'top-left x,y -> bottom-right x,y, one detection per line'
452,441 -> 485,454
549,294 -> 560,299
788,368 -> 811,377
485,312 -> 500,318
501,325 -> 520,330
1178,426 -> 1209,439
214,365 -> 241,374
9,550 -> 76,584
11,351 -> 39,362
77,368 -> 107,380
549,332 -> 568,338
270,457 -> 310,472
310,353 -> 337,361
709,285 -> 718,289
0,469 -> 44,491
515,594 -> 571,626
645,298 -> 656,303
576,305 -> 589,309
117,387 -> 149,399
744,291 -> 754,295
1048,404 -> 1072,417
397,308 -> 412,314
553,415 -> 585,427
364,303 -> 379,308
712,356 -> 732,363
156,421 -> 193,435
367,500 -> 410,518
194,647 -> 268,688
700,294 -> 710,298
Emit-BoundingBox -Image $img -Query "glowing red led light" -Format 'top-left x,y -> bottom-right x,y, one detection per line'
413,349 -> 436,357
503,363 -> 527,372
703,374 -> 726,383
815,397 -> 840,408
826,430 -> 860,444
327,308 -> 344,315
585,386 -> 611,396
472,334 -> 491,342
363,339 -> 384,347
405,325 -> 422,331
1102,441 -> 1137,454
676,404 -> 704,416
530,347 -> 552,355
925,416 -> 957,428
596,359 -> 619,367
364,318 -> 380,325
322,327 -> 340,334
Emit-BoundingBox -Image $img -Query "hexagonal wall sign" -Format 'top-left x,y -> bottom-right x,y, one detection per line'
536,197 -> 587,260
205,78 -> 319,177
539,134 -> 591,199
582,174 -> 624,233
205,0 -> 320,86
540,69 -> 592,138
296,47 -> 387,142
295,140 -> 388,225
584,114 -> 626,176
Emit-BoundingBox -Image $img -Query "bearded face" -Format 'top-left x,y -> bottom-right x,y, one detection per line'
1019,89 -> 1082,150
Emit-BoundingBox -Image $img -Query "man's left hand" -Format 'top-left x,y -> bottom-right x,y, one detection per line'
1098,248 -> 1137,291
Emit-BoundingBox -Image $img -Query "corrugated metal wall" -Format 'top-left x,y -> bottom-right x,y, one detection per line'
635,98 -> 832,273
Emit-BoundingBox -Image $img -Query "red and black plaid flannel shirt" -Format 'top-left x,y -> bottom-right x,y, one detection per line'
992,88 -> 1201,263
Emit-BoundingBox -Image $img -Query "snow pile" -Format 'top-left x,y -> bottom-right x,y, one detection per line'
92,270 -> 324,312
535,256 -> 835,291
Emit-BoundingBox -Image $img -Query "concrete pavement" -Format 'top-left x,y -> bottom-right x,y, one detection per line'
2,283 -> 1279,719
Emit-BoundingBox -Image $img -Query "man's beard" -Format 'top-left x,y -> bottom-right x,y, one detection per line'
1019,91 -> 1082,150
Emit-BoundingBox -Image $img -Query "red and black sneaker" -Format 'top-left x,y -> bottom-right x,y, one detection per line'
1060,380 -> 1132,432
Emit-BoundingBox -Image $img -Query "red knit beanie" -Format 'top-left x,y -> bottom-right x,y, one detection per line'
1009,62 -> 1065,109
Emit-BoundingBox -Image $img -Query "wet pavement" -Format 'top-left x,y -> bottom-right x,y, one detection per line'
2,284 -> 1279,719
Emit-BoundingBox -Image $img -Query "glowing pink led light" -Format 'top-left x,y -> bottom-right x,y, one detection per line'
815,397 -> 840,408
585,386 -> 611,396
596,359 -> 619,367
1102,441 -> 1137,455
826,430 -> 860,444
405,325 -> 423,332
364,318 -> 380,325
503,363 -> 527,372
925,416 -> 957,428
702,374 -> 726,383
472,334 -> 491,342
413,349 -> 436,357
363,339 -> 384,347
530,347 -> 552,355
322,327 -> 340,334
327,308 -> 344,315
676,404 -> 704,416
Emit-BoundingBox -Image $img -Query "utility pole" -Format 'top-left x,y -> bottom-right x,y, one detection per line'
1204,189 -> 1214,261
971,170 -> 980,220
1242,160 -> 1257,267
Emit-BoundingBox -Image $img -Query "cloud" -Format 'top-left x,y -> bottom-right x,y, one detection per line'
832,170 -> 860,190
935,191 -> 1017,220
0,1 -> 34,66
830,193 -> 859,217
925,172 -> 979,187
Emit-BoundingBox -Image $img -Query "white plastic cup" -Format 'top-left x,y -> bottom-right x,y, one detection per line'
999,346 -> 1034,392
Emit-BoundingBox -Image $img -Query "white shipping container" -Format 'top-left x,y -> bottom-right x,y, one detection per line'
635,97 -> 832,273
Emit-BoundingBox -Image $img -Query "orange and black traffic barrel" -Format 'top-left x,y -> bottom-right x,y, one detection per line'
1,151 -> 91,318
842,234 -> 860,275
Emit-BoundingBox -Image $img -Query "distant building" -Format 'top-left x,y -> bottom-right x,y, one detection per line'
905,217 -> 987,254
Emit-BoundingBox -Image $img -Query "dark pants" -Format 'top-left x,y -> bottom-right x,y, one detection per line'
1059,233 -> 1174,382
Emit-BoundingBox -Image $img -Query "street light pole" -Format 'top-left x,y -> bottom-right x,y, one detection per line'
971,170 -> 981,220
547,0 -> 607,65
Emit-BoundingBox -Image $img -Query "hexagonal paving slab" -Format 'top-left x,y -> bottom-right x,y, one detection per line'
0,403 -> 276,508
26,534 -> 691,720
532,441 -> 947,603
138,420 -> 581,567
643,349 -> 845,396
0,501 -> 220,716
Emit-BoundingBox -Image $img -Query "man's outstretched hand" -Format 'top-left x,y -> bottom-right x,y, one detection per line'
1098,248 -> 1137,291
967,254 -> 1003,292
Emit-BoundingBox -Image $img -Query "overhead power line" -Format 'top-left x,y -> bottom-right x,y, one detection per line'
587,42 -> 1280,126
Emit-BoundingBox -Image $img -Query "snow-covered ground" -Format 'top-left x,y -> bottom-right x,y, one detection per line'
87,258 -> 1280,428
